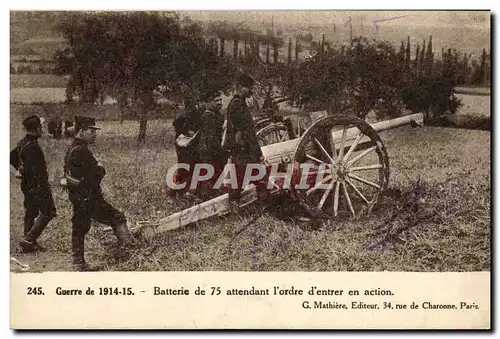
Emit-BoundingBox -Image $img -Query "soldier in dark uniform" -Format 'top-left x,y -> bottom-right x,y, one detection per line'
64,120 -> 75,138
10,115 -> 56,253
195,92 -> 227,200
262,85 -> 278,110
225,73 -> 266,209
47,115 -> 63,139
170,94 -> 203,197
63,116 -> 133,271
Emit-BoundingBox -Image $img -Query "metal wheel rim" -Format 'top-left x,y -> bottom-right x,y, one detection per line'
291,114 -> 390,220
257,123 -> 292,146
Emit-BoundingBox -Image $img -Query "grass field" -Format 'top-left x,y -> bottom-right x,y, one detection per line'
10,75 -> 491,118
10,74 -> 69,88
9,105 -> 490,272
10,87 -> 67,104
10,74 -> 66,105
455,93 -> 490,117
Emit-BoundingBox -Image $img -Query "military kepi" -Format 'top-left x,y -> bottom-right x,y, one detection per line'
75,116 -> 101,132
22,115 -> 42,131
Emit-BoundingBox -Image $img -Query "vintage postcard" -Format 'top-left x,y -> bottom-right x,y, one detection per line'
8,8 -> 491,330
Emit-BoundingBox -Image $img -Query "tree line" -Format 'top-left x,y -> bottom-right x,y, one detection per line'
205,25 -> 490,88
52,11 -> 490,141
54,11 -> 238,141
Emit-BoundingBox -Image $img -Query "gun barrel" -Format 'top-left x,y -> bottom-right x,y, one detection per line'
262,113 -> 424,165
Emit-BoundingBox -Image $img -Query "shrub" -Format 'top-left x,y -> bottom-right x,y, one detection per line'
402,73 -> 463,118
292,38 -> 408,119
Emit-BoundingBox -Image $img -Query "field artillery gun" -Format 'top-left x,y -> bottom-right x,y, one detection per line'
254,109 -> 315,147
132,112 -> 424,241
249,88 -> 314,146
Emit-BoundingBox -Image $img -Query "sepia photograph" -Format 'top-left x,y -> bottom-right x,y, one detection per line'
9,9 -> 491,276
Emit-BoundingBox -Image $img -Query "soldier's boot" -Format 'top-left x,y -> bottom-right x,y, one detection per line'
23,218 -> 34,237
114,222 -> 134,247
20,215 -> 51,253
72,234 -> 99,272
113,223 -> 134,260
23,218 -> 47,252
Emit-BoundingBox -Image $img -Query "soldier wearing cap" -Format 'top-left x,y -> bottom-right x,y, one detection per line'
10,115 -> 57,252
170,93 -> 203,197
195,91 -> 228,200
224,73 -> 266,209
63,116 -> 133,271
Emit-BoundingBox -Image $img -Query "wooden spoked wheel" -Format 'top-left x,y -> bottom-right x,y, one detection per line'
291,114 -> 390,219
257,123 -> 293,146
254,117 -> 274,132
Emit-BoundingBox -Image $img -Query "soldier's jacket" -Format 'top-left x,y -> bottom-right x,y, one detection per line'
198,109 -> 225,162
173,112 -> 188,139
185,102 -> 203,133
174,100 -> 202,138
47,116 -> 62,138
64,139 -> 106,197
10,135 -> 50,193
226,95 -> 262,161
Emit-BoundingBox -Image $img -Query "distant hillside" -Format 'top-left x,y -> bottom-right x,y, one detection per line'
10,11 -> 65,45
12,36 -> 67,60
10,10 -> 490,61
182,10 -> 491,55
294,24 -> 490,58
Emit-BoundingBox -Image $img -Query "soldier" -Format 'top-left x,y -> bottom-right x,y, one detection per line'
195,91 -> 227,200
262,84 -> 278,111
47,115 -> 63,139
224,73 -> 267,210
170,94 -> 203,197
10,115 -> 56,253
63,116 -> 133,271
64,120 -> 75,138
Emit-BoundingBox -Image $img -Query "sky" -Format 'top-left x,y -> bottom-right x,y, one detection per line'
8,10 -> 491,56
179,10 -> 490,30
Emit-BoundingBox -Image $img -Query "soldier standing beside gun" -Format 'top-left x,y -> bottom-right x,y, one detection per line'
170,93 -> 203,197
224,73 -> 267,210
10,115 -> 57,253
196,91 -> 227,200
63,116 -> 133,271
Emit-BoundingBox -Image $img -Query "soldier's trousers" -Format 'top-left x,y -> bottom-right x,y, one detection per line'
22,186 -> 57,239
69,192 -> 127,264
196,156 -> 227,200
228,153 -> 267,202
